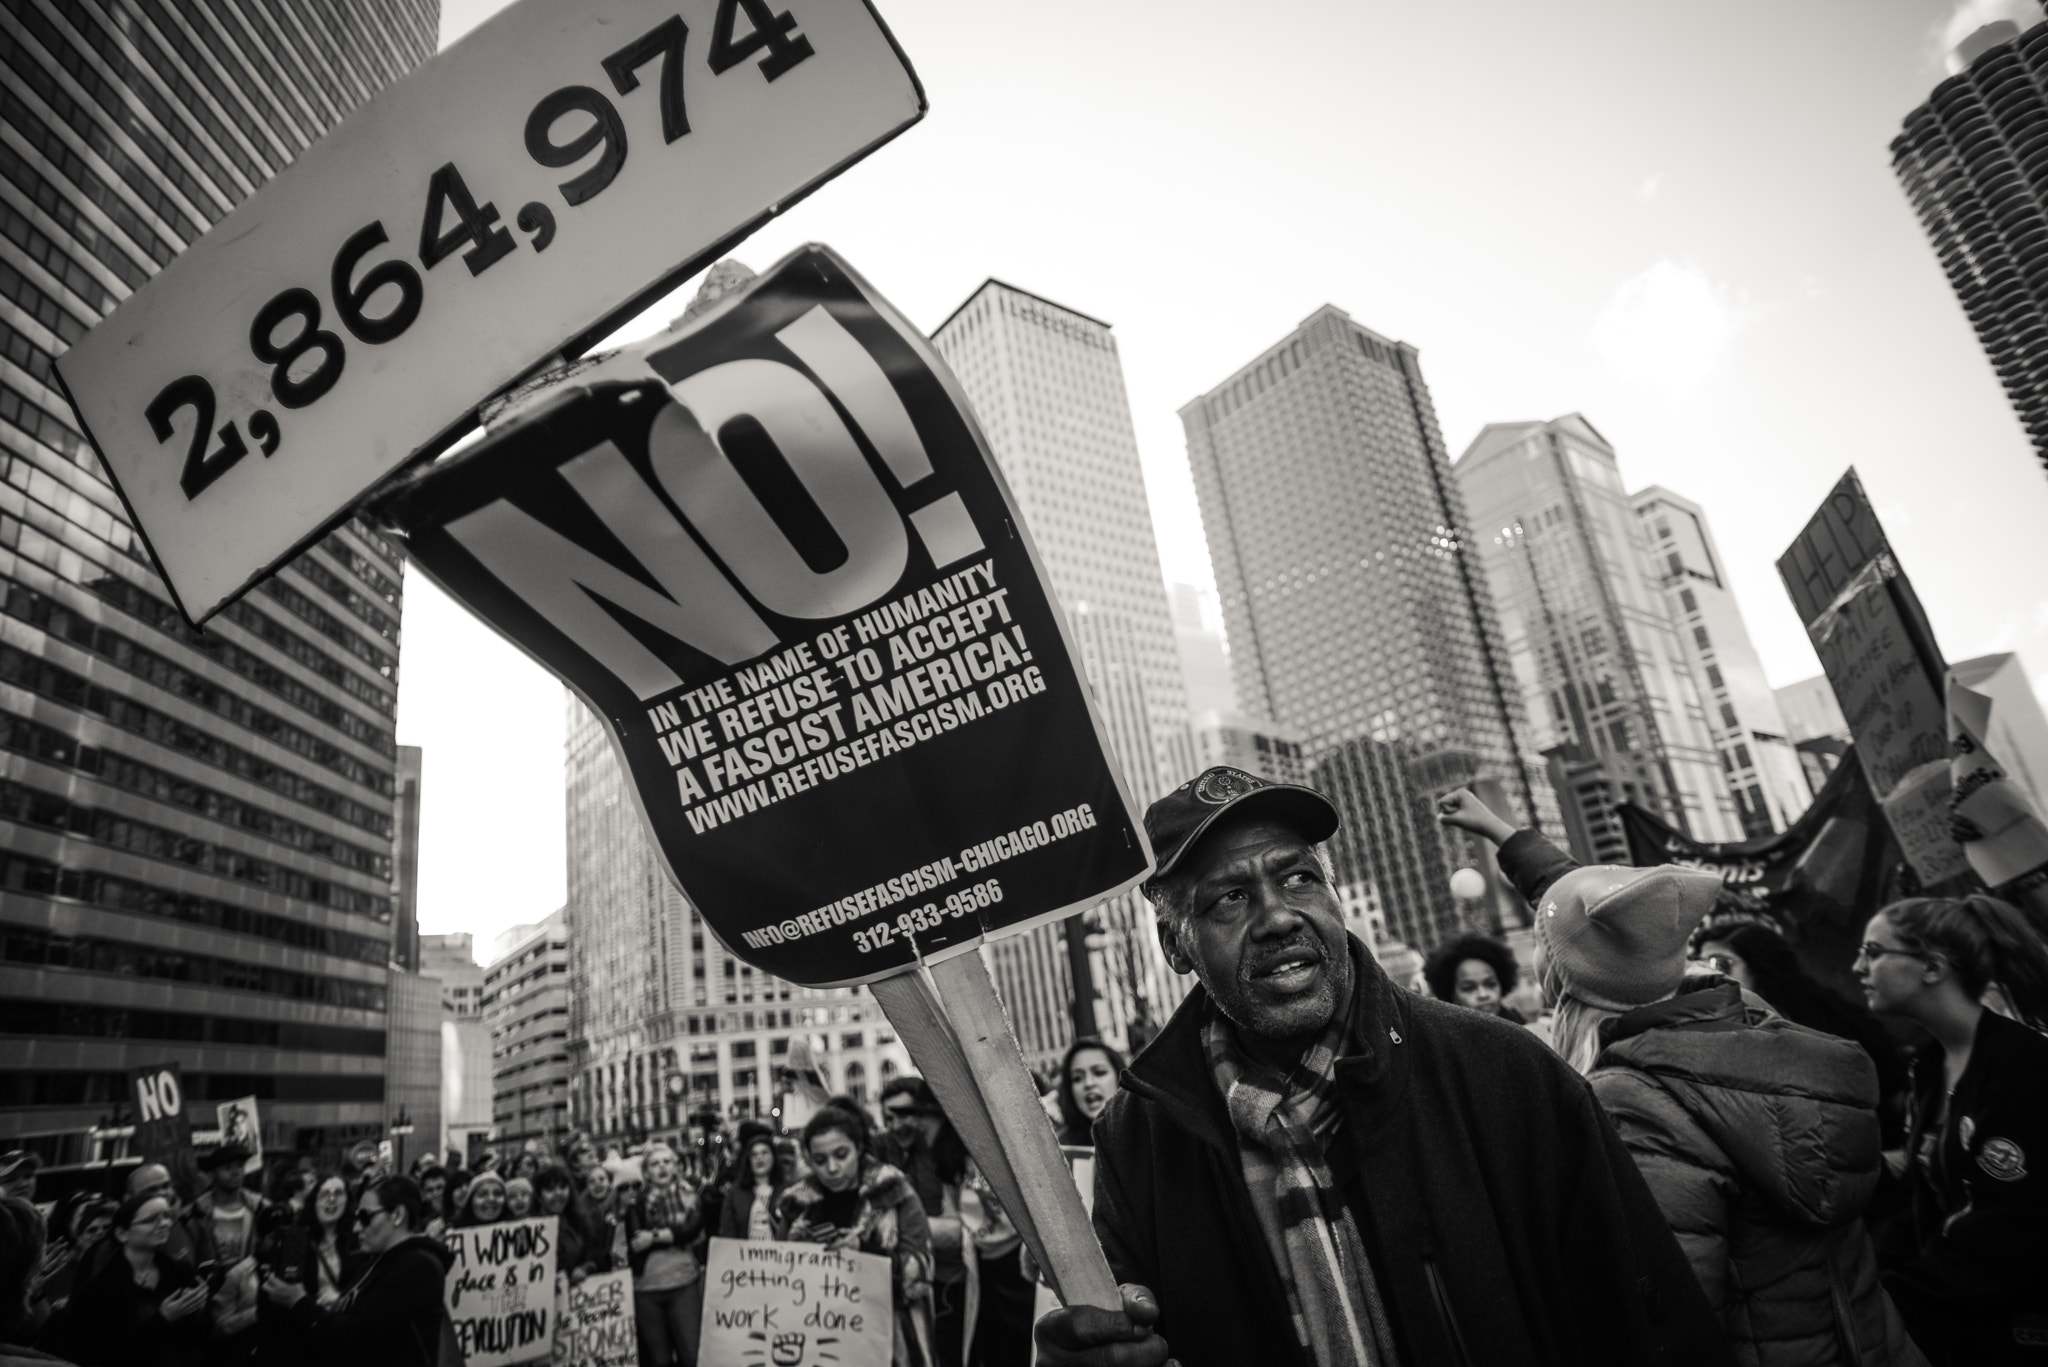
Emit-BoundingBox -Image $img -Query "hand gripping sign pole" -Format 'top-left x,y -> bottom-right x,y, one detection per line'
370,246 -> 1132,1311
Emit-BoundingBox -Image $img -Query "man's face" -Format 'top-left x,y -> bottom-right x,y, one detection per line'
1161,816 -> 1352,1044
881,1098 -> 936,1148
211,1162 -> 242,1196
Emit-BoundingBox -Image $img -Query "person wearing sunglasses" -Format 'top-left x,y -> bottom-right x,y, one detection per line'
261,1175 -> 454,1367
60,1193 -> 209,1367
1857,894 -> 2048,1366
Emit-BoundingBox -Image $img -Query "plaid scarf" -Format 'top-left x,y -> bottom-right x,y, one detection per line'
1202,961 -> 1397,1367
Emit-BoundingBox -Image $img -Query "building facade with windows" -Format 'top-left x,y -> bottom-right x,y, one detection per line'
933,281 -> 1196,1065
1180,307 -> 1560,954
1633,486 -> 1810,836
1457,418 -> 1740,861
0,0 -> 435,1162
564,697 -> 907,1150
483,908 -> 570,1159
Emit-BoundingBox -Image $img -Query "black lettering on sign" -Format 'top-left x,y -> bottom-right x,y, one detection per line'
331,222 -> 423,344
604,15 -> 692,144
146,375 -> 249,500
709,0 -> 814,81
526,87 -> 628,207
249,288 -> 345,410
418,165 -> 516,276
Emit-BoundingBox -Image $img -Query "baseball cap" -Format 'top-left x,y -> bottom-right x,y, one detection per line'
200,1144 -> 252,1171
0,1152 -> 39,1181
1141,767 -> 1340,893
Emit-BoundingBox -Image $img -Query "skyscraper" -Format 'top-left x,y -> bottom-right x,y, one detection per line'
1180,307 -> 1559,953
564,697 -> 909,1147
1633,486 -> 1811,837
1892,16 -> 2048,476
0,2 -> 435,1163
1456,418 -> 1740,864
484,908 -> 570,1159
932,280 -> 1194,1064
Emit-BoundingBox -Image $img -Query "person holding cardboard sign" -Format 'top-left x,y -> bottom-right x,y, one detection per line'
1035,767 -> 1729,1367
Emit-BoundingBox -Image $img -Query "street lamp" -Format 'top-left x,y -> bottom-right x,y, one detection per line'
390,1108 -> 414,1175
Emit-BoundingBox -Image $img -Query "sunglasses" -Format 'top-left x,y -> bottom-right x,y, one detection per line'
353,1206 -> 386,1227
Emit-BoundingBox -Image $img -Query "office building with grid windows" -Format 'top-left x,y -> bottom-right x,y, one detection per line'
1633,486 -> 1811,837
484,909 -> 569,1159
0,0 -> 437,1161
1180,307 -> 1560,954
1456,417 -> 1741,865
933,280 -> 1196,1067
563,697 -> 908,1150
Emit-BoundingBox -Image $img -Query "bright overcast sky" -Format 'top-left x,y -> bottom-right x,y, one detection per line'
402,0 -> 2048,952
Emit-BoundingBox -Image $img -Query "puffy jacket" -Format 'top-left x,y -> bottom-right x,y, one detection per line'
1591,981 -> 1927,1367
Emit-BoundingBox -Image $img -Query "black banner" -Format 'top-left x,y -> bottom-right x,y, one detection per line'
1617,749 -> 1911,999
378,246 -> 1150,986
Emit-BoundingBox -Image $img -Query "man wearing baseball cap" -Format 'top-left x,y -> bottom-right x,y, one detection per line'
1035,767 -> 1728,1367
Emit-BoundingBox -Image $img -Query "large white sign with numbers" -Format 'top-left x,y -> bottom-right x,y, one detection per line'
55,0 -> 922,624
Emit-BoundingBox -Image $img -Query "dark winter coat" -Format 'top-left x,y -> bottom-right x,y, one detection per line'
59,1251 -> 207,1367
716,1178 -> 791,1240
1879,1006 -> 2048,1365
1092,936 -> 1733,1367
1590,980 -> 1926,1366
287,1234 -> 454,1367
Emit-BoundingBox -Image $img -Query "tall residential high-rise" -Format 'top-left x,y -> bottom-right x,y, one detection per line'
564,697 -> 908,1149
0,2 -> 435,1164
1180,307 -> 1559,953
932,280 -> 1195,1065
391,745 -> 423,972
1892,16 -> 2048,477
1633,487 -> 1811,836
1456,418 -> 1740,865
484,908 -> 571,1159
421,933 -> 490,1158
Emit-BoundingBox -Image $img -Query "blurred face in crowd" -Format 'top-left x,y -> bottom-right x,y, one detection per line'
807,1127 -> 862,1194
313,1177 -> 348,1231
353,1192 -> 407,1255
76,1211 -> 113,1253
536,1182 -> 570,1217
1694,940 -> 1753,993
583,1167 -> 613,1205
1855,912 -> 1935,1019
122,1198 -> 174,1255
568,1140 -> 598,1173
1164,817 -> 1353,1047
748,1141 -> 776,1182
644,1146 -> 678,1188
1454,959 -> 1502,1013
469,1182 -> 505,1224
882,1097 -> 938,1149
128,1165 -> 173,1205
211,1161 -> 244,1196
1067,1048 -> 1118,1122
505,1182 -> 534,1218
420,1172 -> 445,1208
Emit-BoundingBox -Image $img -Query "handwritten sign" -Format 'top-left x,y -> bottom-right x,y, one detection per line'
555,1269 -> 634,1367
215,1096 -> 263,1175
445,1216 -> 558,1367
700,1237 -> 890,1367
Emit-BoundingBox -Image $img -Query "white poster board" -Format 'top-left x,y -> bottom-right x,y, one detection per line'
214,1096 -> 262,1175
56,0 -> 923,623
700,1236 -> 890,1367
555,1268 -> 635,1367
444,1216 -> 559,1366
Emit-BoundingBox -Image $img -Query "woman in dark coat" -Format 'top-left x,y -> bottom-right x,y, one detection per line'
261,1176 -> 453,1367
714,1125 -> 790,1242
1442,787 -> 1926,1366
62,1193 -> 209,1367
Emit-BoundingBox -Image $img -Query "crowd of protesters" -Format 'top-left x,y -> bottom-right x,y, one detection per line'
2,766 -> 2044,1367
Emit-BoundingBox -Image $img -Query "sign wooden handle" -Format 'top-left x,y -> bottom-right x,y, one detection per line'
869,957 -> 1122,1311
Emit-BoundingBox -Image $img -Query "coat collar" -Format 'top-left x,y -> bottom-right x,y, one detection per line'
1119,935 -> 1408,1153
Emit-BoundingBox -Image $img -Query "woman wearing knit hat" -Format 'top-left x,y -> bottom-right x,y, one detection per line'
1439,788 -> 1928,1366
1856,894 -> 2048,1365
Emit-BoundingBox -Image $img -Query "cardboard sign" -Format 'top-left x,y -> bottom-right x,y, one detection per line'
215,1096 -> 263,1175
1776,468 -> 1892,629
56,0 -> 924,624
700,1237 -> 891,1367
1878,760 -> 1973,887
1950,672 -> 2048,888
378,246 -> 1151,986
444,1216 -> 559,1367
555,1269 -> 634,1367
127,1063 -> 195,1192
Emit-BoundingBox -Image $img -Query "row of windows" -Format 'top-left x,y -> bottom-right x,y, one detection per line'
0,849 -> 388,965
0,1069 -> 383,1108
0,709 -> 388,877
0,641 -> 394,813
318,534 -> 401,608
166,0 -> 321,157
1,20 -> 214,236
1,265 -> 84,360
259,575 -> 396,680
0,774 -> 391,918
290,553 -> 396,643
8,578 -> 392,760
1,190 -> 117,320
0,992 -> 383,1054
0,84 -> 176,272
0,381 -> 88,468
3,923 -> 385,1015
0,317 -> 59,396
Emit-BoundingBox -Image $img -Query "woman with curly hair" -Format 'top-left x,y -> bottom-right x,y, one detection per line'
777,1106 -> 933,1367
1423,933 -> 1528,1024
1857,893 -> 2048,1365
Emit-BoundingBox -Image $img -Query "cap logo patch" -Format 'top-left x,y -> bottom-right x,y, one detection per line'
1193,767 -> 1262,805
1978,1137 -> 2028,1183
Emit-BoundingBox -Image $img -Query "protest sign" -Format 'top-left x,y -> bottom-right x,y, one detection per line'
1879,761 -> 1972,888
214,1097 -> 263,1175
377,245 -> 1152,988
126,1063 -> 197,1194
57,0 -> 924,625
555,1269 -> 634,1367
445,1216 -> 558,1367
700,1237 -> 891,1367
1949,670 -> 2048,888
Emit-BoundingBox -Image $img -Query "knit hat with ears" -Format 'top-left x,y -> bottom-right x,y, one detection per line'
1535,864 -> 1723,1011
